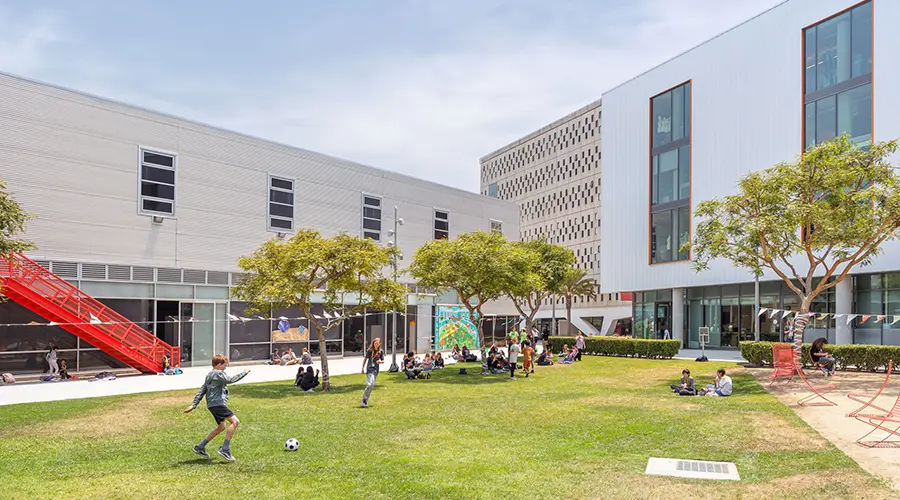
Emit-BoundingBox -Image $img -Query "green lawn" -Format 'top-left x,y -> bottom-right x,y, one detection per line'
0,357 -> 895,500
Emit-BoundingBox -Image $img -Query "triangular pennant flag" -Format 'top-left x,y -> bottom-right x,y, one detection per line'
89,313 -> 102,325
298,317 -> 306,320
256,316 -> 266,320
27,321 -> 42,325
835,314 -> 845,319
860,315 -> 872,324
48,321 -> 59,326
758,308 -> 769,317
188,317 -> 197,323
314,315 -> 322,319
323,311 -> 333,319
227,314 -> 240,322
817,313 -> 829,320
847,314 -> 859,325
355,313 -> 362,317
239,317 -> 252,323
769,309 -> 780,318
782,310 -> 794,319
278,316 -> 289,320
891,316 -> 900,326
875,315 -> 886,323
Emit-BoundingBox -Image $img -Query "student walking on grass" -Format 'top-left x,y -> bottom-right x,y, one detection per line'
361,337 -> 384,408
507,336 -> 521,380
522,340 -> 535,378
184,355 -> 250,462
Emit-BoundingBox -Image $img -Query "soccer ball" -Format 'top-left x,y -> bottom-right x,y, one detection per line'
285,438 -> 300,452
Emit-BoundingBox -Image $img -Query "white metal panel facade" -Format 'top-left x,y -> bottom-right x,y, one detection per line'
601,0 -> 900,293
0,73 -> 519,276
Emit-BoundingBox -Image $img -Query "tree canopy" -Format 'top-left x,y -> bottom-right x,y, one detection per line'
408,230 -> 510,373
504,240 -> 574,336
233,229 -> 407,391
687,136 -> 900,313
0,179 -> 35,256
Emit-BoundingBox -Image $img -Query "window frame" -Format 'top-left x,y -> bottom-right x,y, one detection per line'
433,208 -> 450,240
361,193 -> 383,242
648,80 -> 692,265
490,219 -> 503,234
801,0 -> 874,151
267,173 -> 295,233
137,146 -> 178,218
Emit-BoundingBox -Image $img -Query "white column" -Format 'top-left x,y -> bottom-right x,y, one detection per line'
836,278 -> 853,344
672,288 -> 684,343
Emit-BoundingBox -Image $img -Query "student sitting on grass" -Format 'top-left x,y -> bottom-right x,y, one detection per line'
451,344 -> 462,360
298,366 -> 320,392
537,350 -> 554,366
557,344 -> 570,362
404,351 -> 421,379
561,348 -> 577,364
268,350 -> 281,365
670,369 -> 695,395
699,368 -> 733,397
461,345 -> 472,361
420,354 -> 434,379
299,347 -> 313,366
433,351 -> 445,369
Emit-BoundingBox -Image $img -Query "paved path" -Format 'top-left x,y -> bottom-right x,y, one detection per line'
674,348 -> 746,363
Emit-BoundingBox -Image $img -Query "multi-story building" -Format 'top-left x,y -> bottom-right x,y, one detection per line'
0,72 -> 518,375
480,100 -> 632,336
601,0 -> 899,348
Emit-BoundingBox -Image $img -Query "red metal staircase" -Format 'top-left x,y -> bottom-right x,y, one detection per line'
0,252 -> 179,373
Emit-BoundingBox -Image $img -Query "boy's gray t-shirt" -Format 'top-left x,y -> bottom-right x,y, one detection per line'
191,369 -> 249,408
508,343 -> 521,363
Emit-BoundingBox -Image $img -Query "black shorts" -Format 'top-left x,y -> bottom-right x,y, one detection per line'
208,405 -> 234,424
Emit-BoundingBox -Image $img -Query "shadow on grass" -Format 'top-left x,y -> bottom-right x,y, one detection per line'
238,383 -> 369,400
384,369 -> 515,386
172,458 -> 227,467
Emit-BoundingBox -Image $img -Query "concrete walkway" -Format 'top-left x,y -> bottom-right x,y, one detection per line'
0,354 -> 434,407
674,348 -> 746,363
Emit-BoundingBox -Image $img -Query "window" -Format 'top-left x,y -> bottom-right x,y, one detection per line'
362,195 -> 382,241
490,220 -> 502,234
138,148 -> 176,216
649,82 -> 691,264
803,1 -> 872,148
268,175 -> 294,232
487,183 -> 498,198
434,209 -> 449,240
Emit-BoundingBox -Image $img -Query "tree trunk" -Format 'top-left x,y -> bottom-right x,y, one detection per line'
474,307 -> 489,375
791,300 -> 812,366
565,297 -> 573,335
318,335 -> 330,392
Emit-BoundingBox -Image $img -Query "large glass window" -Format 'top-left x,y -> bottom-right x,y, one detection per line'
650,81 -> 691,264
138,148 -> 177,217
268,175 -> 295,232
362,195 -> 382,241
803,2 -> 872,148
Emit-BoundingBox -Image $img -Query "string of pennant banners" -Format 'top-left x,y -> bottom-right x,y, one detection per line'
759,308 -> 900,326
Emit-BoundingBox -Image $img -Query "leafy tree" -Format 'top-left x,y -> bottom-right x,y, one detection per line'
559,267 -> 597,335
687,136 -> 900,348
0,179 -> 35,256
408,230 -> 510,374
232,230 -> 407,391
504,240 -> 574,341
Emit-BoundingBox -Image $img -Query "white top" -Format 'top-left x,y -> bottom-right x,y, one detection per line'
717,376 -> 733,396
575,336 -> 585,348
508,343 -> 521,363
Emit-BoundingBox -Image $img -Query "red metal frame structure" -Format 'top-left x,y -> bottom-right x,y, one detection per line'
847,360 -> 893,418
770,344 -> 798,385
853,391 -> 900,448
796,363 -> 837,407
0,252 -> 178,373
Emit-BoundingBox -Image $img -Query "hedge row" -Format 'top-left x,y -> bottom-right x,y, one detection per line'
547,336 -> 681,359
740,341 -> 900,372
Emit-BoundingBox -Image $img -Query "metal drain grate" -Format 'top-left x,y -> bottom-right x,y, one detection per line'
646,457 -> 740,481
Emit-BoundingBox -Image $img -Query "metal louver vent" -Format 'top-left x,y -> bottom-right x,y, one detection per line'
33,260 -> 50,270
81,263 -> 107,280
157,268 -> 182,283
230,273 -> 246,284
107,265 -> 131,281
207,271 -> 229,285
183,270 -> 206,284
132,267 -> 154,281
645,457 -> 740,481
51,262 -> 78,279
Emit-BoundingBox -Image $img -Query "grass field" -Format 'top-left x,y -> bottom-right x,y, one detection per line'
0,357 -> 895,500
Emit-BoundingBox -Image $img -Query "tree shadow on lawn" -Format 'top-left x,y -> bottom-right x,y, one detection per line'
392,369 -> 515,386
237,382 -> 368,400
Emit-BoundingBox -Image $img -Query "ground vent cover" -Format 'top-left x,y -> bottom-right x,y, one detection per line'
645,457 -> 740,481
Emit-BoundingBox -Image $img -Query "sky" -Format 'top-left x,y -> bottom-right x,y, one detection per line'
0,0 -> 785,192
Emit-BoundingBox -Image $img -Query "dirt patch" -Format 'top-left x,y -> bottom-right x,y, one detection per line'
2,393 -> 185,439
739,411 -> 829,452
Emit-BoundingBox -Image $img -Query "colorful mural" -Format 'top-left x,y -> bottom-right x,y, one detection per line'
434,306 -> 479,350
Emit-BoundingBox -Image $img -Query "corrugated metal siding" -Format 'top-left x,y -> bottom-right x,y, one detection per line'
0,73 -> 519,274
601,0 -> 900,293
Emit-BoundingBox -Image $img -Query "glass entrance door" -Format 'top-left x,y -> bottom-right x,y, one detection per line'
192,303 -> 215,365
178,302 -> 228,367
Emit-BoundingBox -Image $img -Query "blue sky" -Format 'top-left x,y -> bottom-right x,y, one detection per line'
0,0 -> 783,191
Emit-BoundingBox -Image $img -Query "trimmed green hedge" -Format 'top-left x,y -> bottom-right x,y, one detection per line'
740,341 -> 900,372
548,336 -> 681,359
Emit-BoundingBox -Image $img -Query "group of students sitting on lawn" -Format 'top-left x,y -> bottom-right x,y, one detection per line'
269,347 -> 313,366
402,350 -> 446,379
670,368 -> 733,397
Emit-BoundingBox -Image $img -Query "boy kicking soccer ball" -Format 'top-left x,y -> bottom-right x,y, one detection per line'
184,354 -> 250,462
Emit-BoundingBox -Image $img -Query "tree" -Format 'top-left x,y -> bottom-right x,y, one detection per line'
687,136 -> 900,352
408,230 -> 510,374
232,229 -> 407,391
559,267 -> 597,335
504,240 -> 574,341
0,179 -> 36,256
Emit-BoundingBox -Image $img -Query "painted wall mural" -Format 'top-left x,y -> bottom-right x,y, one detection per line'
434,306 -> 479,350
